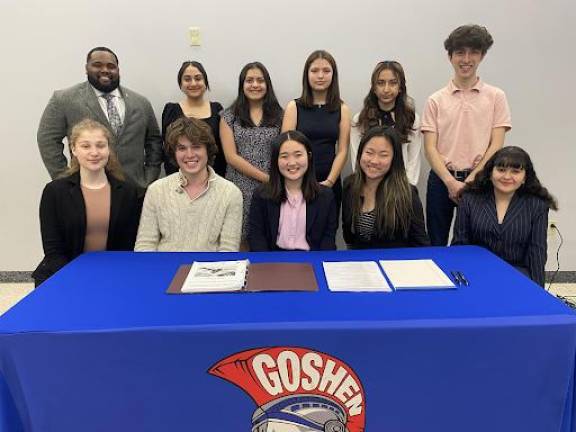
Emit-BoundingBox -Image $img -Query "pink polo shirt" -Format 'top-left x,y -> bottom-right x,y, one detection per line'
421,79 -> 512,170
276,190 -> 310,251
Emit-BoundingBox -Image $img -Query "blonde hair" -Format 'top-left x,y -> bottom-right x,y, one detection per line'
62,118 -> 125,180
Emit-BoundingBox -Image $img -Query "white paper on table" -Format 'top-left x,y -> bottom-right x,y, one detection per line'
322,261 -> 392,292
379,259 -> 455,290
181,260 -> 248,293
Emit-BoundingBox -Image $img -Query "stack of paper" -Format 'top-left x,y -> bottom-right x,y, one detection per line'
323,261 -> 391,292
379,259 -> 455,290
181,260 -> 249,293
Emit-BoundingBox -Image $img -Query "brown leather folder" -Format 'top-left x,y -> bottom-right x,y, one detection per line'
166,262 -> 318,294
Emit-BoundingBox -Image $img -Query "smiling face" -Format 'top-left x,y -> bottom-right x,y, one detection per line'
175,136 -> 208,177
71,128 -> 110,174
243,67 -> 267,102
359,136 -> 394,182
491,165 -> 526,196
308,58 -> 333,93
449,47 -> 483,82
180,65 -> 207,99
373,68 -> 400,110
278,139 -> 309,186
86,50 -> 120,93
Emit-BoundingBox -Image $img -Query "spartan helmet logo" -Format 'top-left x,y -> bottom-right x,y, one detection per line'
209,347 -> 365,432
251,394 -> 349,432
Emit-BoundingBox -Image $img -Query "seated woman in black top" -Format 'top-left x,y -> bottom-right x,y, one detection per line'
162,61 -> 225,176
248,130 -> 337,251
32,119 -> 143,287
452,146 -> 557,286
342,126 -> 429,248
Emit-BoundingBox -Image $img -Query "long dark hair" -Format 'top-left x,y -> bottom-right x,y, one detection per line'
356,61 -> 416,143
262,130 -> 319,203
465,146 -> 558,210
298,50 -> 342,112
349,126 -> 413,237
230,62 -> 283,128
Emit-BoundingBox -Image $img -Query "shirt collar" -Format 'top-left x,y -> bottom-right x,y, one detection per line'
285,188 -> 304,207
174,166 -> 216,193
448,77 -> 484,93
91,84 -> 122,99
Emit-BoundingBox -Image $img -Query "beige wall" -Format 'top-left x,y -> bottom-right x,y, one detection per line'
0,0 -> 573,270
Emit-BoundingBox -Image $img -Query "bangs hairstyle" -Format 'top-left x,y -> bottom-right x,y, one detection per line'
262,130 -> 319,203
177,61 -> 210,90
444,24 -> 494,56
356,61 -> 416,143
466,146 -> 558,210
349,126 -> 413,238
231,62 -> 283,128
63,118 -> 124,180
298,50 -> 342,112
164,117 -> 218,166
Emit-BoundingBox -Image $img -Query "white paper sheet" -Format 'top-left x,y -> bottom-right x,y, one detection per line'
323,261 -> 392,292
379,259 -> 455,290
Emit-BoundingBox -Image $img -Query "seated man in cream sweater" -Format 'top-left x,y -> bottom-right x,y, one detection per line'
135,117 -> 243,251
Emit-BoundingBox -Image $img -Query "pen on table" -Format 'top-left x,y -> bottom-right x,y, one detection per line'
457,271 -> 469,286
450,271 -> 462,285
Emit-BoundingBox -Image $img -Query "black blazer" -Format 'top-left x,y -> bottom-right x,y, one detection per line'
452,191 -> 549,286
342,176 -> 429,249
248,186 -> 337,251
32,172 -> 144,286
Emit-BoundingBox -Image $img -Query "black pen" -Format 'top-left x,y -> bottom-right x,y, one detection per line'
457,271 -> 469,286
450,271 -> 462,285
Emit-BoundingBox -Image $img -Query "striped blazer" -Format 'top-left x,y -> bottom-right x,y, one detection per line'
452,191 -> 549,286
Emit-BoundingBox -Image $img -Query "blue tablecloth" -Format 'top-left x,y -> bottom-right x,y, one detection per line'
0,246 -> 574,431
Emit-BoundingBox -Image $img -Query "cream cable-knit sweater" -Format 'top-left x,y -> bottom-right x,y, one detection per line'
135,168 -> 243,252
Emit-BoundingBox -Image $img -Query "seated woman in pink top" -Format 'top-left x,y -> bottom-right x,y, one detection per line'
248,130 -> 337,251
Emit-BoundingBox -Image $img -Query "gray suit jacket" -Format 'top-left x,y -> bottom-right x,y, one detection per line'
37,81 -> 162,187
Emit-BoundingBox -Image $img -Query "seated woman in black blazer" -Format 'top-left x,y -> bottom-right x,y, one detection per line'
452,146 -> 557,286
248,130 -> 337,251
32,119 -> 143,287
342,126 -> 429,248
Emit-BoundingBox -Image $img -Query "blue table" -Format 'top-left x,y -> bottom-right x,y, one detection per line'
0,246 -> 574,432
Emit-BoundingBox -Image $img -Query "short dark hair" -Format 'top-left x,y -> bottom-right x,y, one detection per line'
465,146 -> 558,210
177,61 -> 210,90
262,130 -> 319,203
298,50 -> 341,112
230,62 -> 283,128
444,25 -> 494,56
86,47 -> 119,65
164,117 -> 218,166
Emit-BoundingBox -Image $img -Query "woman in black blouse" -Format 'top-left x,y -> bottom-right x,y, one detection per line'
162,61 -> 225,176
452,146 -> 557,286
342,126 -> 429,249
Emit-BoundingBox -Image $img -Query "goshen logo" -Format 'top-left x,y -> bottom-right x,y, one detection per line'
209,347 -> 366,432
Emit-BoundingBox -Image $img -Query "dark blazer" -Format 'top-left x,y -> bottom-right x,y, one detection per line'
342,177 -> 429,248
37,81 -> 163,187
452,191 -> 549,286
248,186 -> 337,251
32,172 -> 144,286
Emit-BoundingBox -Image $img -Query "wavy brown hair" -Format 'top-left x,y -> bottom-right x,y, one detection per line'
349,126 -> 413,238
165,116 -> 218,166
465,146 -> 558,210
356,61 -> 415,144
63,118 -> 124,180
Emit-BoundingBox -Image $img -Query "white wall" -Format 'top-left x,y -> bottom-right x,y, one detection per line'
1,0 -> 574,271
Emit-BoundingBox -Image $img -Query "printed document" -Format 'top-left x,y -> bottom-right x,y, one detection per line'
323,261 -> 392,292
379,259 -> 455,289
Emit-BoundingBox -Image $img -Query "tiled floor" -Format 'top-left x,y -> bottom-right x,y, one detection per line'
0,283 -> 575,317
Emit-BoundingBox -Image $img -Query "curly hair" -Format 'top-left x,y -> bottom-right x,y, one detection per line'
444,24 -> 494,56
164,116 -> 218,166
465,146 -> 558,210
356,61 -> 416,144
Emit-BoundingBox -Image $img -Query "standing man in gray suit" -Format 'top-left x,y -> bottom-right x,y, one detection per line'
38,47 -> 163,187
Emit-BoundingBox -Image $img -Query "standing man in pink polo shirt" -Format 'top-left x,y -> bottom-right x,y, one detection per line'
422,25 -> 512,246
